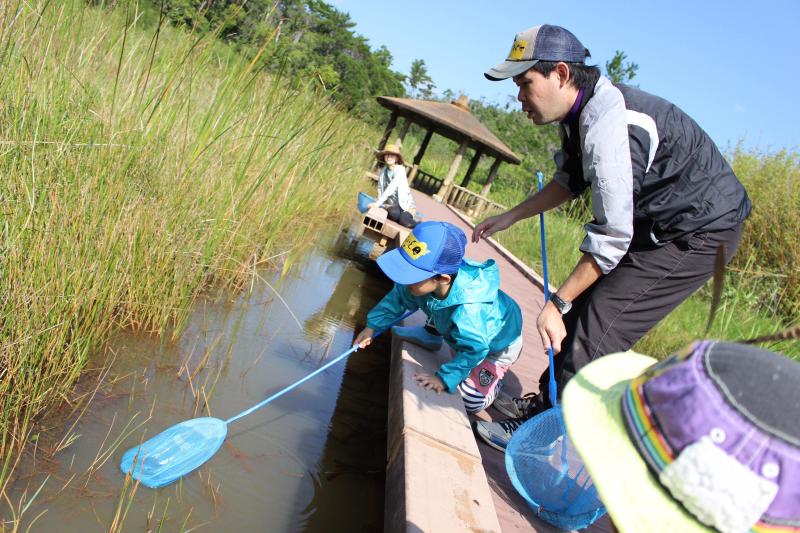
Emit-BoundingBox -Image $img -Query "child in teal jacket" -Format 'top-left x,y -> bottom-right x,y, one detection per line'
354,221 -> 523,413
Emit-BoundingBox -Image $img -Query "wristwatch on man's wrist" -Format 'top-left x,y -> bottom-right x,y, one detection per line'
549,292 -> 572,315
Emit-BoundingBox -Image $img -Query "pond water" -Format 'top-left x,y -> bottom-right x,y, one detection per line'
7,227 -> 395,532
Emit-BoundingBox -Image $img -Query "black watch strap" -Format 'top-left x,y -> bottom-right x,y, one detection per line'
550,292 -> 572,315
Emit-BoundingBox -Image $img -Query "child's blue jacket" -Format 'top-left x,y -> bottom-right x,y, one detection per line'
366,258 -> 522,392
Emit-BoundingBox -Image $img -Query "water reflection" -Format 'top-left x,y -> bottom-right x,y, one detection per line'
6,227 -> 394,532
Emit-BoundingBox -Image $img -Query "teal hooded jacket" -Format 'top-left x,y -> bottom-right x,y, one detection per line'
366,259 -> 523,392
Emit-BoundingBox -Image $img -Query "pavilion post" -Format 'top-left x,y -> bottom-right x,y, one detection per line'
480,157 -> 502,197
396,117 -> 412,148
436,138 -> 469,202
378,111 -> 398,151
460,148 -> 483,188
408,127 -> 433,184
373,111 -> 398,171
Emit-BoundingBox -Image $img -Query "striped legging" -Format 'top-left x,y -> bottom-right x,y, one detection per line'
456,337 -> 523,414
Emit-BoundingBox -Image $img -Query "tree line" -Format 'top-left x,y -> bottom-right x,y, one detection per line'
139,0 -> 416,121
139,0 -> 637,191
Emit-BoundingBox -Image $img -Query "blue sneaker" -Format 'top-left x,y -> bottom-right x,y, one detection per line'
391,326 -> 443,351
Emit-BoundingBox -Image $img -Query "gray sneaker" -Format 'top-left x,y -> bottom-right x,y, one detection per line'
472,417 -> 525,452
492,391 -> 541,419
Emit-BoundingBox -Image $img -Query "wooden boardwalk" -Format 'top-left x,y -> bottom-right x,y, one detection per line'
411,190 -> 613,533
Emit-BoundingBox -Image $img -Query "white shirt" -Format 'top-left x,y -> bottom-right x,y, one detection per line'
375,164 -> 416,212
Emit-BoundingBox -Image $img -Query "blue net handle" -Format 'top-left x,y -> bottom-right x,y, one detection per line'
225,309 -> 416,424
536,170 -> 558,408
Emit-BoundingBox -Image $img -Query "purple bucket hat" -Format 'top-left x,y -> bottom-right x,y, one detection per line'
562,341 -> 800,533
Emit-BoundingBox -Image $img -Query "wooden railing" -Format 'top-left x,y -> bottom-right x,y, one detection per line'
410,170 -> 443,195
370,166 -> 506,221
445,184 -> 506,219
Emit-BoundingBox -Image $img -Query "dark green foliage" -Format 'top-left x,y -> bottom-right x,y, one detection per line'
406,59 -> 435,99
467,98 -> 559,203
605,50 -> 639,84
144,0 -> 406,120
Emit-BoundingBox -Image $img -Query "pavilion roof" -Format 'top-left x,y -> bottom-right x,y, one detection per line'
376,96 -> 521,165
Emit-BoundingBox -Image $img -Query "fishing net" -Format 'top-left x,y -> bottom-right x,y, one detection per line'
120,313 -> 413,488
502,171 -> 606,530
505,406 -> 606,530
120,417 -> 228,488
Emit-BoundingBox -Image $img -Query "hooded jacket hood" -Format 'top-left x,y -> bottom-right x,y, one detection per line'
431,259 -> 499,309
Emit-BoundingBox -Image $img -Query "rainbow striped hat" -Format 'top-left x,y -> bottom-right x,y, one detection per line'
562,341 -> 800,533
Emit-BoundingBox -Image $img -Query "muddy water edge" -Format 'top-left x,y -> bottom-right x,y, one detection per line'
6,226 -> 395,532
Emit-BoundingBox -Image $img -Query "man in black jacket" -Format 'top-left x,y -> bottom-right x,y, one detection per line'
472,24 -> 751,452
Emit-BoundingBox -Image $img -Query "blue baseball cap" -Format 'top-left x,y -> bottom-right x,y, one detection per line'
485,24 -> 590,81
376,221 -> 467,285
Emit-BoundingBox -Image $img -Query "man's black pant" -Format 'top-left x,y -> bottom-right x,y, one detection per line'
538,224 -> 743,403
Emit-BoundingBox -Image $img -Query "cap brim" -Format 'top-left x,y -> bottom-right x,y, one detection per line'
376,248 -> 435,285
562,352 -> 714,533
484,59 -> 539,81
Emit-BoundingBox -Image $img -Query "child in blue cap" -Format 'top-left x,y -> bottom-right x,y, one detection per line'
353,221 -> 523,413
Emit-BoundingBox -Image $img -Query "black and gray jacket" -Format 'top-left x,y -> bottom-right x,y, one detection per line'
554,76 -> 751,274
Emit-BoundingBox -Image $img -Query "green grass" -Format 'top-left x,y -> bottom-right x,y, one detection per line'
0,0 -> 375,498
728,147 -> 800,318
490,210 -> 799,360
630,148 -> 800,359
491,214 -> 584,288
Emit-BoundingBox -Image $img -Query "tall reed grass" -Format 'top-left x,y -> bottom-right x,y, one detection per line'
0,0 -> 374,498
728,147 -> 799,318
636,147 -> 799,357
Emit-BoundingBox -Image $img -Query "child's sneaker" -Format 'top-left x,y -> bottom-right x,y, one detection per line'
472,417 -> 526,452
391,325 -> 443,351
491,391 -> 541,418
474,415 -> 566,454
474,393 -> 549,451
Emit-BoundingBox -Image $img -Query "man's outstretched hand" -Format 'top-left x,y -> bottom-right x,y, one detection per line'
472,212 -> 515,243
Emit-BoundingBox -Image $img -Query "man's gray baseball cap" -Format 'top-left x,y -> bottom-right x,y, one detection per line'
485,24 -> 590,81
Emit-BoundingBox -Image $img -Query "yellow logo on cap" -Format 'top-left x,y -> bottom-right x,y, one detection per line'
402,235 -> 430,260
508,39 -> 527,60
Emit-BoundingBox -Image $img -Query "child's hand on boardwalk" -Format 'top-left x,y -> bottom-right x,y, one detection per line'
353,327 -> 374,349
414,372 -> 445,394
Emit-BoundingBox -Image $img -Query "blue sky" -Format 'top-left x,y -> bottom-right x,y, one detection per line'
332,0 -> 798,152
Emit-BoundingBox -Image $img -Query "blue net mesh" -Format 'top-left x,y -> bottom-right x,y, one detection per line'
437,225 -> 467,274
505,406 -> 606,530
120,417 -> 228,488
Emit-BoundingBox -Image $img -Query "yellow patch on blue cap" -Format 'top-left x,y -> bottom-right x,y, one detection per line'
402,235 -> 430,260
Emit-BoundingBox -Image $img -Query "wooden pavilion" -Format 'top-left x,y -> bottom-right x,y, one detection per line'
374,95 -> 520,218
